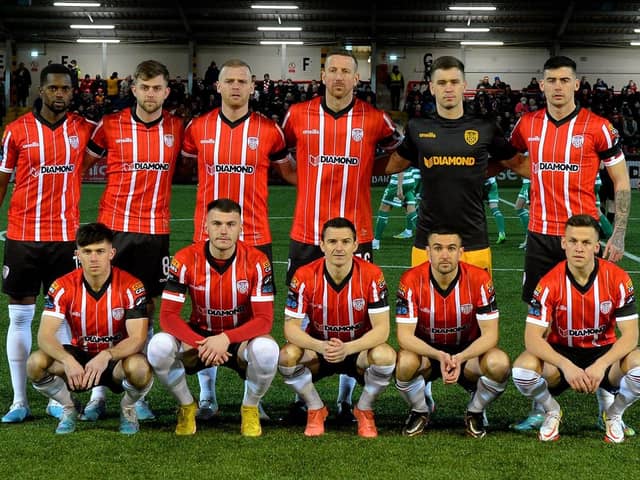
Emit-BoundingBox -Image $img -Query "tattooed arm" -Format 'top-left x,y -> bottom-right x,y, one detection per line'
603,161 -> 631,262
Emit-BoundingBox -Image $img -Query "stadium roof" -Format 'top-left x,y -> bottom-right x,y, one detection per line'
3,1 -> 640,48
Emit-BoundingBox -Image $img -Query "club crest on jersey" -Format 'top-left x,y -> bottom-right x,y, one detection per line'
164,134 -> 174,147
112,308 -> 125,321
600,301 -> 613,315
352,298 -> 365,311
237,280 -> 250,294
68,136 -> 80,149
464,130 -> 479,146
461,303 -> 473,315
351,128 -> 364,142
571,135 -> 584,148
247,137 -> 259,150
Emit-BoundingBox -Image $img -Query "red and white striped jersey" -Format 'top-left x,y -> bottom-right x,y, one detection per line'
182,110 -> 288,245
43,267 -> 148,354
527,259 -> 637,348
87,108 -> 183,234
510,107 -> 623,236
285,256 -> 389,342
0,111 -> 94,241
396,261 -> 498,346
282,97 -> 398,245
162,240 -> 274,336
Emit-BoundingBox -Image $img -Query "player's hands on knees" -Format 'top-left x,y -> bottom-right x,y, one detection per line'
562,363 -> 592,393
81,351 -> 110,389
63,358 -> 86,391
197,334 -> 231,366
584,363 -> 607,393
324,338 -> 348,363
440,352 -> 459,384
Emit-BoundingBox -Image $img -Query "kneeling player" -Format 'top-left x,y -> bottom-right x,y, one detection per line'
512,214 -> 640,443
147,199 -> 278,436
26,223 -> 152,435
279,217 -> 396,438
395,229 -> 510,438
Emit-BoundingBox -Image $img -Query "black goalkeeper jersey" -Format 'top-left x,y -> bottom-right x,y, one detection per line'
397,113 -> 517,250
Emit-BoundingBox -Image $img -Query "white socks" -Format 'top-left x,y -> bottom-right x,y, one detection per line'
279,364 -> 323,410
357,364 -> 394,411
467,376 -> 507,413
147,332 -> 194,405
512,367 -> 560,413
7,304 -> 36,405
242,337 -> 278,406
396,376 -> 429,412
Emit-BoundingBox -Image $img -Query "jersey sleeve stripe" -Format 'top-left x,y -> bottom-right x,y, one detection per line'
477,311 -> 499,321
526,316 -> 548,327
162,291 -> 186,303
284,309 -> 306,319
396,316 -> 418,324
43,311 -> 66,320
368,305 -> 390,314
251,295 -> 274,303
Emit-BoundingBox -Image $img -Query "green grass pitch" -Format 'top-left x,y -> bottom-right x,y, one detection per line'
0,184 -> 639,479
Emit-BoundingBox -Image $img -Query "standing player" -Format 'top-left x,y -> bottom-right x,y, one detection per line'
509,56 -> 632,431
83,59 -> 183,421
512,215 -> 639,443
514,177 -> 530,249
385,55 -> 525,270
147,199 -> 278,436
282,50 -> 401,417
0,64 -> 95,422
395,229 -> 510,438
181,59 -> 292,420
279,217 -> 396,438
372,167 -> 420,250
26,223 -> 152,434
483,176 -> 506,244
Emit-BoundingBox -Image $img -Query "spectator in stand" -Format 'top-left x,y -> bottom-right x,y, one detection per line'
306,79 -> 321,98
68,60 -> 81,89
13,63 -> 31,107
576,88 -> 592,110
405,84 -> 422,117
204,61 -> 220,91
91,74 -> 106,95
119,75 -> 133,105
580,75 -> 591,92
626,80 -> 637,94
492,76 -> 506,90
388,65 -> 405,110
169,76 -> 186,105
594,78 -> 608,93
79,74 -> 93,93
526,77 -> 539,91
106,72 -> 119,103
476,75 -> 491,89
515,97 -> 529,116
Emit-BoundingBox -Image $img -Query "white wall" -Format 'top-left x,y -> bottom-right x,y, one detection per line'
12,41 -> 640,100
16,42 -> 371,89
375,45 -> 640,91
